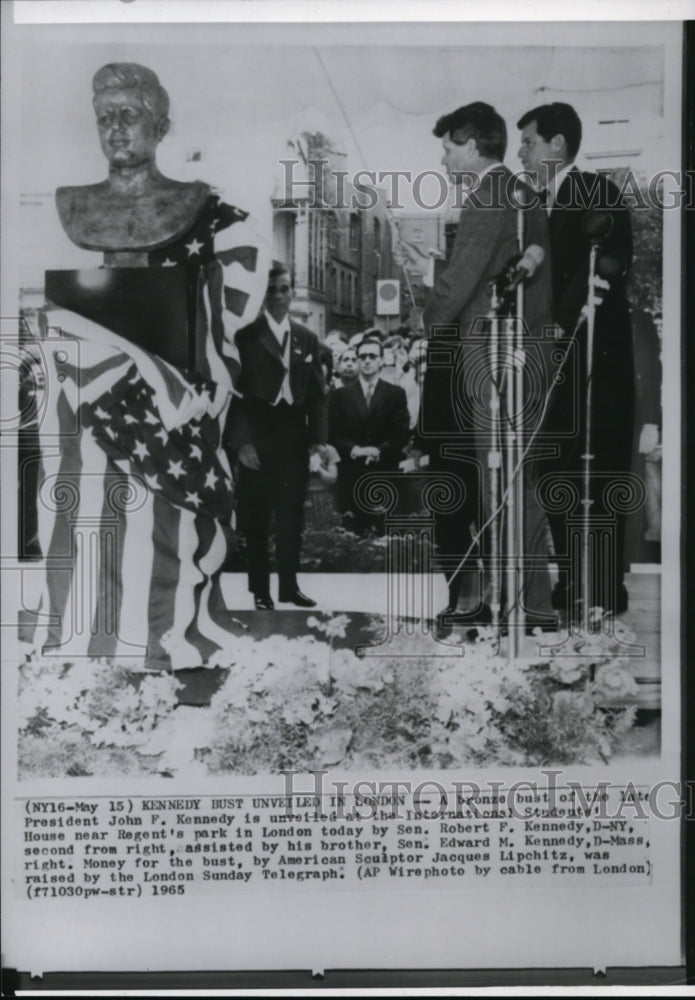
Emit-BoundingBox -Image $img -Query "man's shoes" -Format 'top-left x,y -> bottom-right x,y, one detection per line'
438,603 -> 493,628
253,593 -> 275,611
552,580 -> 629,617
278,589 -> 317,608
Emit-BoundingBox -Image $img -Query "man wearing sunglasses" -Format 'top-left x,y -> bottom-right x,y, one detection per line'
229,265 -> 328,609
329,337 -> 410,534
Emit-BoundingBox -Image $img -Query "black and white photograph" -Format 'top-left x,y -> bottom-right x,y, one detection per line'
0,0 -> 688,985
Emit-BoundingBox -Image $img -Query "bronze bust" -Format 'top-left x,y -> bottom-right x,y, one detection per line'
56,63 -> 209,264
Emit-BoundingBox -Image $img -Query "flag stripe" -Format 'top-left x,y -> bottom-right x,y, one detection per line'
169,507 -> 207,669
71,427 -> 109,658
224,286 -> 250,318
61,353 -> 130,387
196,521 -> 240,649
182,514 -> 225,664
46,309 -> 204,430
87,459 -> 126,659
146,494 -> 182,668
43,395 -> 82,652
115,467 -> 154,662
216,245 -> 258,270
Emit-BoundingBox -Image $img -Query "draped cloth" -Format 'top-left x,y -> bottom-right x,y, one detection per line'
21,195 -> 268,670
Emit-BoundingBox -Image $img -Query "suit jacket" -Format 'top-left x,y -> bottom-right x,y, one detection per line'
227,315 -> 328,451
329,378 -> 410,470
420,164 -> 553,447
545,167 -> 634,469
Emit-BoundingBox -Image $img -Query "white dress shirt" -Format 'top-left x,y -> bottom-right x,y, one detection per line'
264,309 -> 293,405
545,163 -> 573,215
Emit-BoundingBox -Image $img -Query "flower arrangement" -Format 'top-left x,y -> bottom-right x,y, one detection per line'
18,615 -> 645,778
18,659 -> 181,777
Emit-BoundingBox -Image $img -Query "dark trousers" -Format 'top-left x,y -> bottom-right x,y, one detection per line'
540,326 -> 633,615
543,457 -> 629,614
428,444 -> 554,622
235,403 -> 309,597
427,447 -> 487,611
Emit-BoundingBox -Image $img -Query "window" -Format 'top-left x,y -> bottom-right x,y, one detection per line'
326,211 -> 338,251
349,213 -> 360,252
308,209 -> 328,292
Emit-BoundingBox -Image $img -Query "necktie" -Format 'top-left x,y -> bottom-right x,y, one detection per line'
538,187 -> 549,208
277,328 -> 293,405
364,384 -> 373,408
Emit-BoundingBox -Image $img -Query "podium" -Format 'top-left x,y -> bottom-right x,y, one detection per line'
45,266 -> 192,371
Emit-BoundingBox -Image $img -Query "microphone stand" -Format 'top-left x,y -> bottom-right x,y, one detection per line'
487,285 -> 503,635
504,310 -> 518,661
581,242 -> 599,632
485,222 -> 542,660
513,209 -> 527,649
486,256 -> 524,661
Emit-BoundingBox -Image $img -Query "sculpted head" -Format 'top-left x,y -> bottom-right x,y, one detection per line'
92,63 -> 171,170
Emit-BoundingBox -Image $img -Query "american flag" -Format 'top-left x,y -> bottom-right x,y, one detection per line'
21,197 -> 268,670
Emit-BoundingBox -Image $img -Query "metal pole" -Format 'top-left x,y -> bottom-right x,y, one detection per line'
506,205 -> 526,656
505,312 -> 517,662
514,279 -> 526,638
488,290 -> 502,636
582,243 -> 599,631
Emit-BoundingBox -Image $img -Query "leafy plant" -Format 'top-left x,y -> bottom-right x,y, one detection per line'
18,617 -> 645,778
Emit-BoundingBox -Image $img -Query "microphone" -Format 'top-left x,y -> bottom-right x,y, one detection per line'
503,244 -> 545,293
581,209 -> 614,242
596,253 -> 625,280
487,253 -> 521,295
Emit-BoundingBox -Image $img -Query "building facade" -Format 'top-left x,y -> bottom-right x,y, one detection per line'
272,133 -> 399,339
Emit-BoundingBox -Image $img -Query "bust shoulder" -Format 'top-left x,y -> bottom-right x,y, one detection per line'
55,178 -> 211,253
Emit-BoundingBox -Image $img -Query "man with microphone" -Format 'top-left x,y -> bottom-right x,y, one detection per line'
416,101 -> 556,634
517,102 -> 634,618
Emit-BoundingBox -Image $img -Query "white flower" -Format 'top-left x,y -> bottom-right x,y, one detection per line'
549,660 -> 588,685
593,663 -> 639,700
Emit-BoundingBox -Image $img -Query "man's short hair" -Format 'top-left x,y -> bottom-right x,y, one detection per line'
516,103 -> 583,161
357,338 -> 383,357
268,264 -> 294,288
93,63 -> 170,125
433,101 -> 507,161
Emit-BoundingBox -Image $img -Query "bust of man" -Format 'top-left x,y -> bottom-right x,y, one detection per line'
56,62 -> 210,262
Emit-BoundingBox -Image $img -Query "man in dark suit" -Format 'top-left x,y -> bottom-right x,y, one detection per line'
517,102 -> 634,617
329,337 -> 410,534
416,101 -> 556,631
229,265 -> 328,609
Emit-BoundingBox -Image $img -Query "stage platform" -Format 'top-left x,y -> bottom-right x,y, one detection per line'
220,569 -> 661,705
